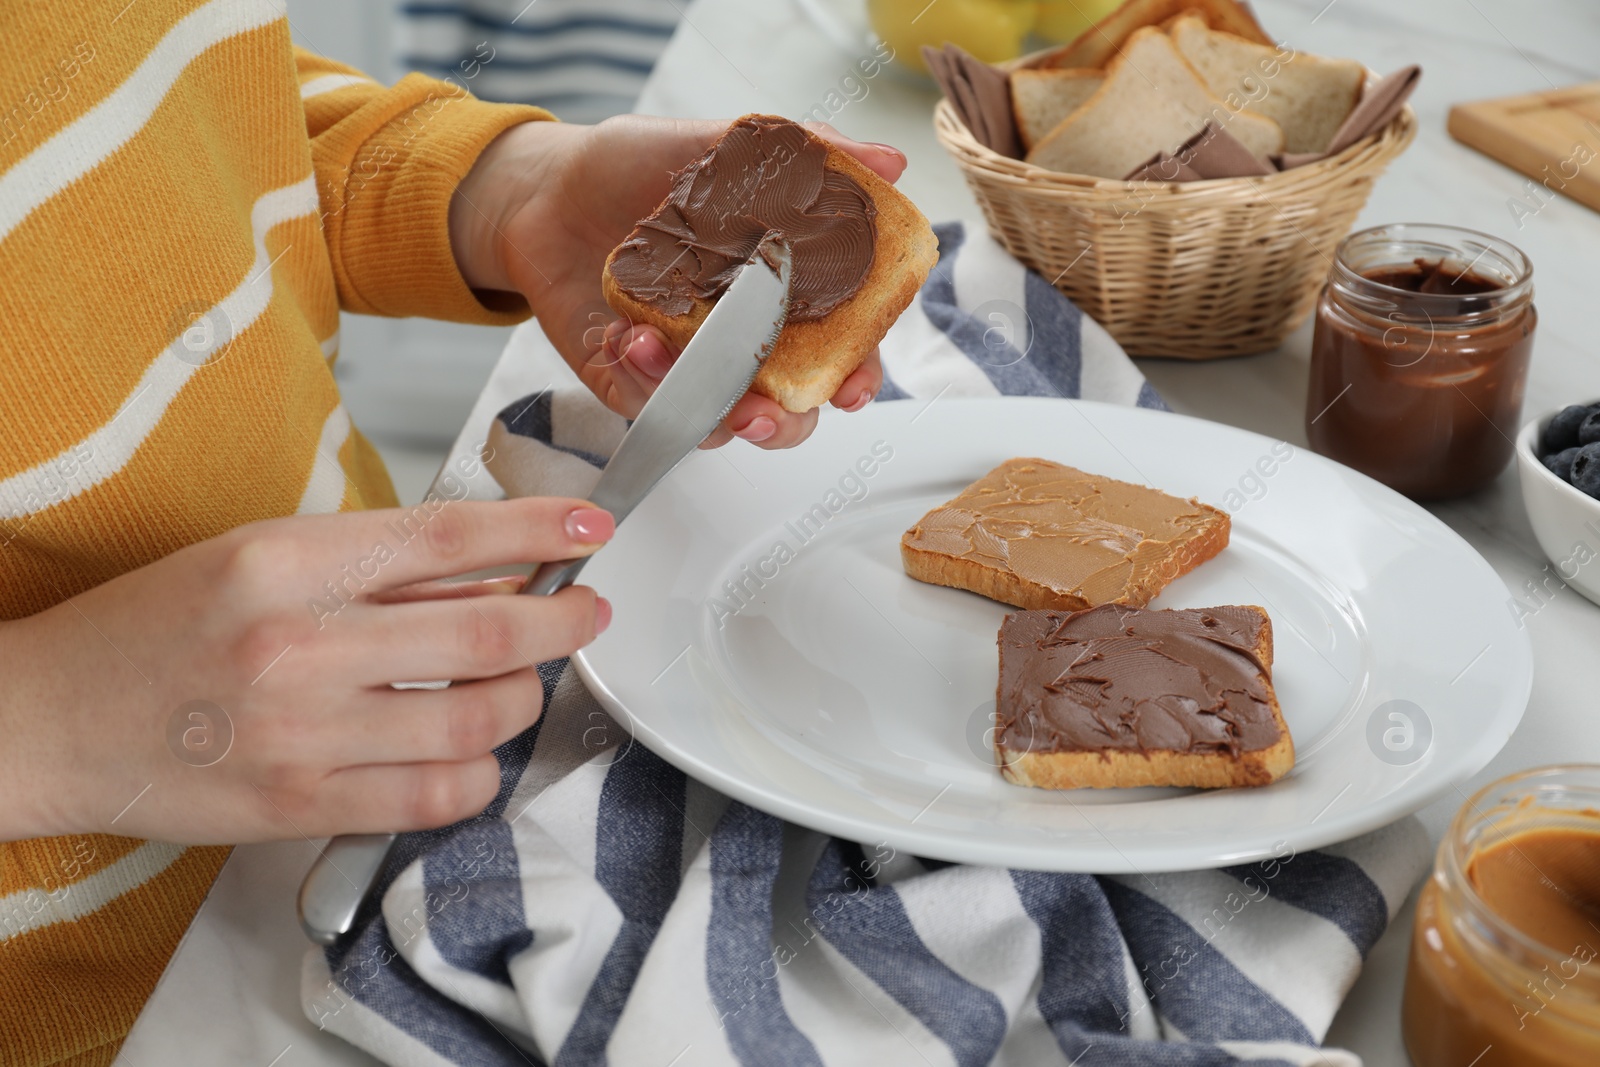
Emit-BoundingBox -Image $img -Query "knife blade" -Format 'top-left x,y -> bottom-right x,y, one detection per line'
298,242 -> 793,945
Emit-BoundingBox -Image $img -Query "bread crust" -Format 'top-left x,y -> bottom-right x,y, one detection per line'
1035,0 -> 1273,69
997,607 -> 1295,789
601,116 -> 938,414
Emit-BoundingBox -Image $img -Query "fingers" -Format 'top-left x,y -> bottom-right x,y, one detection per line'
803,122 -> 908,183
830,349 -> 882,412
719,393 -> 819,450
316,668 -> 546,766
250,497 -> 615,595
340,585 -> 608,685
308,755 -> 504,834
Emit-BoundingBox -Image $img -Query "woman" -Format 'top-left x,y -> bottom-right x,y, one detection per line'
0,2 -> 903,1061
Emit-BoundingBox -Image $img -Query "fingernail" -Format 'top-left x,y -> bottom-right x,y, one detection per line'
865,141 -> 906,162
603,318 -> 628,344
734,416 -> 777,443
626,333 -> 674,382
594,596 -> 612,635
843,388 -> 873,413
565,507 -> 614,543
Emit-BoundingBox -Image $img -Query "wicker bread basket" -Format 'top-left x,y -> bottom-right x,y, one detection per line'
933,95 -> 1417,359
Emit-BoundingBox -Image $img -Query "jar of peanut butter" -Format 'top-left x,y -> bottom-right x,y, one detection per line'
1402,765 -> 1600,1067
1305,224 -> 1536,500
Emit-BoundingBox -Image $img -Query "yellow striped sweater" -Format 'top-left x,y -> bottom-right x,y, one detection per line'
0,2 -> 548,1062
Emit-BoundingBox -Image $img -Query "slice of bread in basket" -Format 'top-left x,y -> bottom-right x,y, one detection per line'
995,604 -> 1294,790
1026,28 -> 1284,179
900,457 -> 1231,611
602,116 -> 938,414
1011,69 -> 1104,151
1169,14 -> 1365,155
1038,0 -> 1273,69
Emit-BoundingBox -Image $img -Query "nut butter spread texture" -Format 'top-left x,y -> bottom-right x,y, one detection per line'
997,605 -> 1282,757
608,115 -> 877,322
904,459 -> 1221,605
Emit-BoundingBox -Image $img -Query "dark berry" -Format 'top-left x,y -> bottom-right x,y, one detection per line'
1571,443 -> 1600,498
1542,404 -> 1593,454
1581,412 -> 1600,447
1544,447 -> 1581,482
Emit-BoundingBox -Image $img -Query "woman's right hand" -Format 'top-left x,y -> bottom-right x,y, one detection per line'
0,496 -> 613,845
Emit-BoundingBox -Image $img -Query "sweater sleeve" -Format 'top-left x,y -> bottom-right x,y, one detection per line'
294,49 -> 554,323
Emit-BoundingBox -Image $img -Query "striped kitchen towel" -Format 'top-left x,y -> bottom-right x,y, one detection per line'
396,0 -> 680,125
301,222 -> 1430,1066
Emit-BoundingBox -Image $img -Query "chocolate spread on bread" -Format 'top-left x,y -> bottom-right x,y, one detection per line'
903,459 -> 1225,607
997,605 -> 1282,757
607,116 -> 877,322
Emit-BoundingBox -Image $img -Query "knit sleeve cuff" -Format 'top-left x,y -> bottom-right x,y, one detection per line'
311,73 -> 554,324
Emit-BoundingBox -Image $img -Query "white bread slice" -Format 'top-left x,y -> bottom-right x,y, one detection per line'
900,457 -> 1231,612
1037,0 -> 1272,70
1169,14 -> 1365,155
997,605 -> 1295,789
1011,69 -> 1104,151
602,116 -> 938,414
1026,27 -> 1284,179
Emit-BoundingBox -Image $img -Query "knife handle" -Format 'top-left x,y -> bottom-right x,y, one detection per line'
520,556 -> 588,597
297,832 -> 398,945
297,561 -> 583,944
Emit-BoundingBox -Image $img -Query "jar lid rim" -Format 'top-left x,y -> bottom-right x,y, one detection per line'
1333,223 -> 1535,304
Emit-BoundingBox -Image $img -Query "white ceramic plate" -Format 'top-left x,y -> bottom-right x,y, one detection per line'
574,398 -> 1531,872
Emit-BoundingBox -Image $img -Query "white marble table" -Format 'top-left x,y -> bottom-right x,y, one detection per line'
123,0 -> 1600,1063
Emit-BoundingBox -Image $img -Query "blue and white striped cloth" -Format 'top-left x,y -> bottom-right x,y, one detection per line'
396,0 -> 680,124
301,222 -> 1430,1066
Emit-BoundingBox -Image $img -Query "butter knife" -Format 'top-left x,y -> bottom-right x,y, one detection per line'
297,242 -> 793,944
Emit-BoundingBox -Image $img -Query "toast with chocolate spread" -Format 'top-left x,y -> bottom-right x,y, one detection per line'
901,458 -> 1231,611
602,115 -> 938,413
995,604 -> 1294,789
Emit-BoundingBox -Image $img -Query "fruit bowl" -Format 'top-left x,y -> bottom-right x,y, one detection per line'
1515,403 -> 1600,610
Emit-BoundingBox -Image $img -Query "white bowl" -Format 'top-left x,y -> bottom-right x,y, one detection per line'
1515,403 -> 1600,609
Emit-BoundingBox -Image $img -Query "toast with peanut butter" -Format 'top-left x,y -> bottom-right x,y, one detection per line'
996,604 -> 1294,790
602,115 -> 938,414
901,458 -> 1230,611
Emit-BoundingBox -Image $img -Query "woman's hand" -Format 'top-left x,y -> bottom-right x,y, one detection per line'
0,497 -> 613,844
449,116 -> 907,450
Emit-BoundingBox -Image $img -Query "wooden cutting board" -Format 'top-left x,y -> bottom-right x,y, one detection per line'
1449,82 -> 1600,218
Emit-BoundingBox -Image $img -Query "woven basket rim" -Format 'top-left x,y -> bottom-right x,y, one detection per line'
934,97 -> 1417,202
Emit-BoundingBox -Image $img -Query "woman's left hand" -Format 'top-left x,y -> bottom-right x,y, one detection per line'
449,116 -> 907,449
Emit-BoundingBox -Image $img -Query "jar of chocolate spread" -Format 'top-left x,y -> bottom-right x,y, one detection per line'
1305,224 -> 1536,500
1402,765 -> 1600,1067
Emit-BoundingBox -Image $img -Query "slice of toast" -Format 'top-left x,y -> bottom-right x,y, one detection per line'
1011,69 -> 1104,151
901,458 -> 1230,611
1025,28 -> 1285,178
1169,14 -> 1365,155
996,604 -> 1294,789
602,115 -> 938,414
1037,0 -> 1273,70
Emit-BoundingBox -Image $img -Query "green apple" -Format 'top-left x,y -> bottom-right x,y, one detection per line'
869,0 -> 1037,74
1035,0 -> 1124,43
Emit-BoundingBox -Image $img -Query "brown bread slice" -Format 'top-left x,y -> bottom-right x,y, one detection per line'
1169,14 -> 1365,155
1025,28 -> 1284,178
601,115 -> 938,414
1037,0 -> 1273,70
901,457 -> 1230,611
996,604 -> 1294,789
1011,69 -> 1104,151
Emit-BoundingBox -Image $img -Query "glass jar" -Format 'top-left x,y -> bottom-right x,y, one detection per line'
1402,765 -> 1600,1067
1305,224 -> 1536,500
